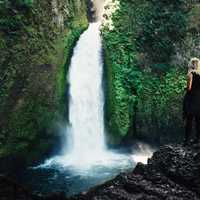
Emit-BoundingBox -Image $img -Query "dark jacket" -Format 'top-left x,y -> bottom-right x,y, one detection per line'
183,72 -> 200,117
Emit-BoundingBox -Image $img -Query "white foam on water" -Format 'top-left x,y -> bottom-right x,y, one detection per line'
131,143 -> 154,164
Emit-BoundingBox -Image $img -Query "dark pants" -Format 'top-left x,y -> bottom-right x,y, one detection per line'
184,114 -> 200,142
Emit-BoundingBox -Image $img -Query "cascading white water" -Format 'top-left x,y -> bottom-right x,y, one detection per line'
38,23 -> 133,171
60,22 -> 133,169
34,23 -> 153,193
67,22 -> 105,157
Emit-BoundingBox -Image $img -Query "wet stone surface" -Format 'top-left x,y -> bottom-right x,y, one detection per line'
68,144 -> 200,200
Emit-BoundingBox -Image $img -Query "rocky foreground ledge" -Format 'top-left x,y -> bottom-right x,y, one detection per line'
68,144 -> 200,200
1,144 -> 200,200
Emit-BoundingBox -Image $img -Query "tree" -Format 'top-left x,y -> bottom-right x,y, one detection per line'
136,0 -> 188,68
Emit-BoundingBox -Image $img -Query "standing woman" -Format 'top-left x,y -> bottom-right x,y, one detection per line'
183,58 -> 200,145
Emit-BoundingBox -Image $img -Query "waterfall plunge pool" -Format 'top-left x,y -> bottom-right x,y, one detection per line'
14,145 -> 153,197
15,149 -> 136,197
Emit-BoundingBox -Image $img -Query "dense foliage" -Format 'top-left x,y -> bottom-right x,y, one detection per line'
136,0 -> 187,67
103,0 -> 199,144
0,0 -> 88,162
0,0 -> 33,32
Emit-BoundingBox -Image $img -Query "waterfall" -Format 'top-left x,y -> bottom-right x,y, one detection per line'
65,22 -> 105,160
38,22 -> 134,172
26,15 -> 153,198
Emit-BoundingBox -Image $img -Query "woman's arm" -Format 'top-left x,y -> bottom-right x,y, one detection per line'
187,73 -> 193,91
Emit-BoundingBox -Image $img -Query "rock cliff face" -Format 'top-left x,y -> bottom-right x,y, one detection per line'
0,0 -> 88,166
1,144 -> 200,200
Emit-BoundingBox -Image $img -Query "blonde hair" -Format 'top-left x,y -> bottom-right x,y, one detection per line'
188,57 -> 200,75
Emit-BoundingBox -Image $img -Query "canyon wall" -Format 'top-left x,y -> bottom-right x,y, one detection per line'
0,0 -> 88,166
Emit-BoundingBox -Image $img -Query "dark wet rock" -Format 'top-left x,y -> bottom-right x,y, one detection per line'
0,174 -> 36,200
1,144 -> 200,200
148,144 -> 200,195
45,192 -> 66,200
68,144 -> 200,200
0,154 -> 27,173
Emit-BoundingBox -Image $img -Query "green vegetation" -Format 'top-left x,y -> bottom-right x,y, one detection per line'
0,0 -> 33,32
0,0 -> 199,164
103,0 -> 199,144
136,0 -> 187,66
0,0 -> 88,163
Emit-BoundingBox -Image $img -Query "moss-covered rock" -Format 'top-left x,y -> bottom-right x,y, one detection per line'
0,0 -> 88,165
